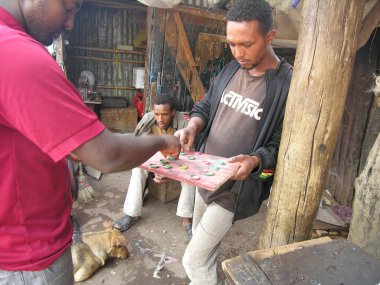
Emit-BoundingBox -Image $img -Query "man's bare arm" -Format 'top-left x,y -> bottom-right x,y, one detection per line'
72,129 -> 180,173
175,117 -> 205,151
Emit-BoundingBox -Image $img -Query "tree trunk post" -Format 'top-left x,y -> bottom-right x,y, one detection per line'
259,0 -> 365,249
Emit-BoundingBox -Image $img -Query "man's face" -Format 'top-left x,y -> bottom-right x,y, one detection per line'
226,20 -> 274,70
24,0 -> 83,46
153,103 -> 175,130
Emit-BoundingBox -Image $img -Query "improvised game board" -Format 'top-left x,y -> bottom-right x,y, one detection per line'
140,151 -> 239,191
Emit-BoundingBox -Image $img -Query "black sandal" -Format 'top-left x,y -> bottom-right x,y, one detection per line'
113,215 -> 139,232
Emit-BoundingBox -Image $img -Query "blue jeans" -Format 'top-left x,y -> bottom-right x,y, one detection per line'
0,248 -> 73,285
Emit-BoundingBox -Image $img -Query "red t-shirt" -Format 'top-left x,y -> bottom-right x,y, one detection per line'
133,92 -> 144,119
0,8 -> 105,270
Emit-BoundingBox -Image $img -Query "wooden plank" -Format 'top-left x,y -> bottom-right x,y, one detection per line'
195,32 -> 227,78
197,33 -> 297,49
224,238 -> 380,285
198,32 -> 228,43
85,0 -> 145,10
72,46 -> 145,56
272,39 -> 298,49
255,239 -> 380,285
147,8 -> 166,110
173,11 -> 197,68
222,254 -> 272,285
312,219 -> 348,231
173,5 -> 226,22
181,13 -> 223,30
95,85 -> 137,90
71,56 -> 144,65
165,11 -> 186,86
161,9 -> 178,93
144,7 -> 153,113
249,237 -> 332,261
171,11 -> 205,103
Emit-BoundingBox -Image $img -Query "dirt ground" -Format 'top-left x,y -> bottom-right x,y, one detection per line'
72,170 -> 267,285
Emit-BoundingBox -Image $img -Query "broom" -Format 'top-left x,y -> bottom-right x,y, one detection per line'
76,162 -> 98,203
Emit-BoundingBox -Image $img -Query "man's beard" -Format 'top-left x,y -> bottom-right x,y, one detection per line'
240,63 -> 257,71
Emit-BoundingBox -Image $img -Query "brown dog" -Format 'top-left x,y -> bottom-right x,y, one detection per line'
71,228 -> 128,282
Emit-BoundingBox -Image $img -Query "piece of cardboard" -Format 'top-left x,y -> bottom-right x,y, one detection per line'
140,151 -> 239,191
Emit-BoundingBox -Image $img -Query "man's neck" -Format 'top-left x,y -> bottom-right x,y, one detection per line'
248,47 -> 280,77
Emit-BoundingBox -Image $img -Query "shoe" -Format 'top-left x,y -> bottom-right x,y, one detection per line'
113,215 -> 139,232
183,223 -> 192,240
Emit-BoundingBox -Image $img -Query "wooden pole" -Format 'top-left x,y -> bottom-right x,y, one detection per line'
259,0 -> 365,249
71,56 -> 144,65
348,133 -> 380,258
72,46 -> 146,56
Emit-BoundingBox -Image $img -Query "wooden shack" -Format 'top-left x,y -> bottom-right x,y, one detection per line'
59,0 -> 379,262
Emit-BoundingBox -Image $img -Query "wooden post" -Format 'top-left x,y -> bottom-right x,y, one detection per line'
144,7 -> 154,114
348,133 -> 380,258
259,0 -> 365,249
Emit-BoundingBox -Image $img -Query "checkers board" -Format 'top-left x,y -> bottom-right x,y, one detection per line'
140,151 -> 239,191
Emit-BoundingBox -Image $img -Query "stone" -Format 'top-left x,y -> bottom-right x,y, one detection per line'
147,175 -> 181,203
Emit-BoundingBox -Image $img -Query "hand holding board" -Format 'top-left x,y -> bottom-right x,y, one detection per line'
140,151 -> 239,191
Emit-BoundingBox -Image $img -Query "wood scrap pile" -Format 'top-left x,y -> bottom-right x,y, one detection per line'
312,190 -> 351,239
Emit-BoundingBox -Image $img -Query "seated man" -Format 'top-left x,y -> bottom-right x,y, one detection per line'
113,93 -> 195,238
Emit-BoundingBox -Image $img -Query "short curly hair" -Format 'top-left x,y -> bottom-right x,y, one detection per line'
154,93 -> 175,110
226,0 -> 274,36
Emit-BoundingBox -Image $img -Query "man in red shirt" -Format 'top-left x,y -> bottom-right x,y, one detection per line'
0,1 -> 180,284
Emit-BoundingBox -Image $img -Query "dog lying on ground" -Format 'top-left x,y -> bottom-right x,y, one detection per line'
71,228 -> 129,282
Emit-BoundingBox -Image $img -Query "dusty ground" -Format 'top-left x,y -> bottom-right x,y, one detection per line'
72,170 -> 267,285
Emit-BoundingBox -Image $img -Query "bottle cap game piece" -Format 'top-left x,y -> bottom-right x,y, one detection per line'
189,174 -> 200,180
162,165 -> 172,169
179,165 -> 188,170
210,165 -> 219,171
149,164 -> 159,169
216,160 -> 225,165
205,171 -> 214,176
180,152 -> 186,156
160,159 -> 169,164
168,156 -> 177,161
187,156 -> 196,160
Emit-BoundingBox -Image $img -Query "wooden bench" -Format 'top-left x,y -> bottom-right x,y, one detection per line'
222,237 -> 380,285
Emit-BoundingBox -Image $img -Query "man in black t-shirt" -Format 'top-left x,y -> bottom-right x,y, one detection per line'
175,0 -> 293,284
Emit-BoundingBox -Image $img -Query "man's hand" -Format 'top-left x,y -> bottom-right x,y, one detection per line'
67,153 -> 81,162
228,155 -> 260,180
174,126 -> 197,151
153,174 -> 167,184
160,135 -> 181,158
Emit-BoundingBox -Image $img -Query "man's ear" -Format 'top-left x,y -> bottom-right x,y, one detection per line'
172,109 -> 176,116
266,29 -> 276,45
